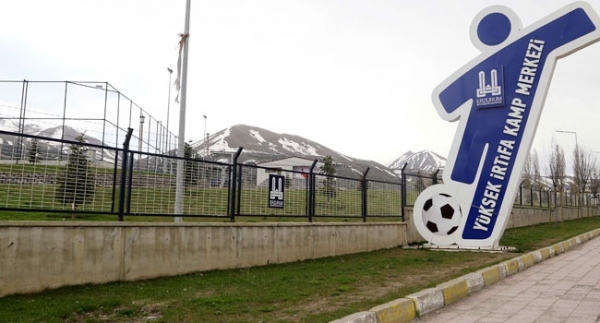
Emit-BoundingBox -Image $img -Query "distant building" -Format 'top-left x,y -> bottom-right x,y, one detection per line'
256,157 -> 323,186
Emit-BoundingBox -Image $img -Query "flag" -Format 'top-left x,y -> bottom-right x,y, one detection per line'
174,33 -> 188,103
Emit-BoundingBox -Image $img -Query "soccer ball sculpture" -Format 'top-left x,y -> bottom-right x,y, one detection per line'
422,194 -> 462,236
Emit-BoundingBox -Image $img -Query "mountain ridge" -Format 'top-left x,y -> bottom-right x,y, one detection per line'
387,150 -> 446,173
0,120 -> 446,181
190,124 -> 398,180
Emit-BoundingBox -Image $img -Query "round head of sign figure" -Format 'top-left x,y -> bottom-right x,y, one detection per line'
470,6 -> 522,53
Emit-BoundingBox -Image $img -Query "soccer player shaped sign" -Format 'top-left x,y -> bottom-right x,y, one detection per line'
414,2 -> 600,248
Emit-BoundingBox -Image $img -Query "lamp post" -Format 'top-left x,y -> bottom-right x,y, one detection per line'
556,130 -> 582,211
139,114 -> 145,169
203,115 -> 207,158
555,129 -> 579,177
555,130 -> 578,150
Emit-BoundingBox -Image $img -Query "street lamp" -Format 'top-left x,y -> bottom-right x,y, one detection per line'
203,115 -> 207,158
206,132 -> 210,159
555,130 -> 578,150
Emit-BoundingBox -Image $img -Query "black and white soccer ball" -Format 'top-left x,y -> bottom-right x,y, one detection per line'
422,193 -> 462,236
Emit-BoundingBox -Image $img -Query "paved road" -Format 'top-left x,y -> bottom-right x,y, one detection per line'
414,237 -> 600,323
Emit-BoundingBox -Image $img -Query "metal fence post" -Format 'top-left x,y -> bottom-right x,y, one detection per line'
401,163 -> 407,222
308,160 -> 318,222
362,167 -> 370,222
432,169 -> 440,185
126,152 -> 135,215
236,162 -> 243,217
118,128 -> 133,221
518,181 -> 523,206
110,154 -> 119,214
228,147 -> 243,222
530,185 -> 534,207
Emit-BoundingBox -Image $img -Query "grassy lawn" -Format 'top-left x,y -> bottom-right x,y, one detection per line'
0,182 -> 406,221
1,216 -> 599,323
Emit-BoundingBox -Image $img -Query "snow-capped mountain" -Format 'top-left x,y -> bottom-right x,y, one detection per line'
1,119 -> 448,181
193,124 -> 339,158
0,119 -> 116,162
387,150 -> 446,174
192,124 -> 399,181
0,118 -> 43,136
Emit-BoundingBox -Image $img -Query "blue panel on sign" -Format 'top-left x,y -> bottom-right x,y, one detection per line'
478,13 -> 512,46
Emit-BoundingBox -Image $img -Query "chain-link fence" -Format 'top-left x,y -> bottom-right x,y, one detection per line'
404,169 -> 599,210
0,80 -> 178,161
236,164 -> 309,218
514,183 -> 598,209
0,129 -> 407,221
5,97 -> 598,221
0,131 -> 119,216
402,169 -> 442,207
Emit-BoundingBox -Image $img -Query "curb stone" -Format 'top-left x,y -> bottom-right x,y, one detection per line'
329,229 -> 600,323
371,298 -> 416,323
405,288 -> 444,316
328,311 -> 378,323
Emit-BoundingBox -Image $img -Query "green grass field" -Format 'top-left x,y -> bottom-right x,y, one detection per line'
0,178 -> 404,221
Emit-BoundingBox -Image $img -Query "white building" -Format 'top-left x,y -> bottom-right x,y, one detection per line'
256,156 -> 323,186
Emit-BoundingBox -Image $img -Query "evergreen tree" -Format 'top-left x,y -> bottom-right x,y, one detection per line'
28,139 -> 40,164
320,155 -> 336,200
55,133 -> 96,218
285,174 -> 291,189
184,141 -> 201,188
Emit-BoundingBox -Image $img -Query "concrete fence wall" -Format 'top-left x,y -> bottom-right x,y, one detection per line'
0,222 -> 407,298
0,205 -> 597,298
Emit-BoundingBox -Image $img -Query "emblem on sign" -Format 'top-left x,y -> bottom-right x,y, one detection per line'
268,174 -> 285,208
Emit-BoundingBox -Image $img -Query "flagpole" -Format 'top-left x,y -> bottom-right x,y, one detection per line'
174,0 -> 191,222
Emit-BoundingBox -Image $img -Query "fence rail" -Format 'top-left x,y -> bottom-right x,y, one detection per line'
0,129 -> 597,222
0,129 -> 408,221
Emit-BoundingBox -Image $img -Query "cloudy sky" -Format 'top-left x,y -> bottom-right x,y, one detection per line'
1,0 -> 599,166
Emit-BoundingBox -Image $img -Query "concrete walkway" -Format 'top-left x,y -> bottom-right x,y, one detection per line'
330,230 -> 600,323
414,237 -> 600,323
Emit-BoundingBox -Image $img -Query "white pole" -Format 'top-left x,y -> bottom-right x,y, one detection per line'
203,115 -> 207,157
174,0 -> 191,222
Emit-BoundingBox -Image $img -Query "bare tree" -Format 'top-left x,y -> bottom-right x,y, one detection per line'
523,149 -> 542,188
523,151 -> 534,188
546,142 -> 567,218
547,143 -> 566,192
589,160 -> 599,208
531,149 -> 542,189
573,145 -> 597,194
